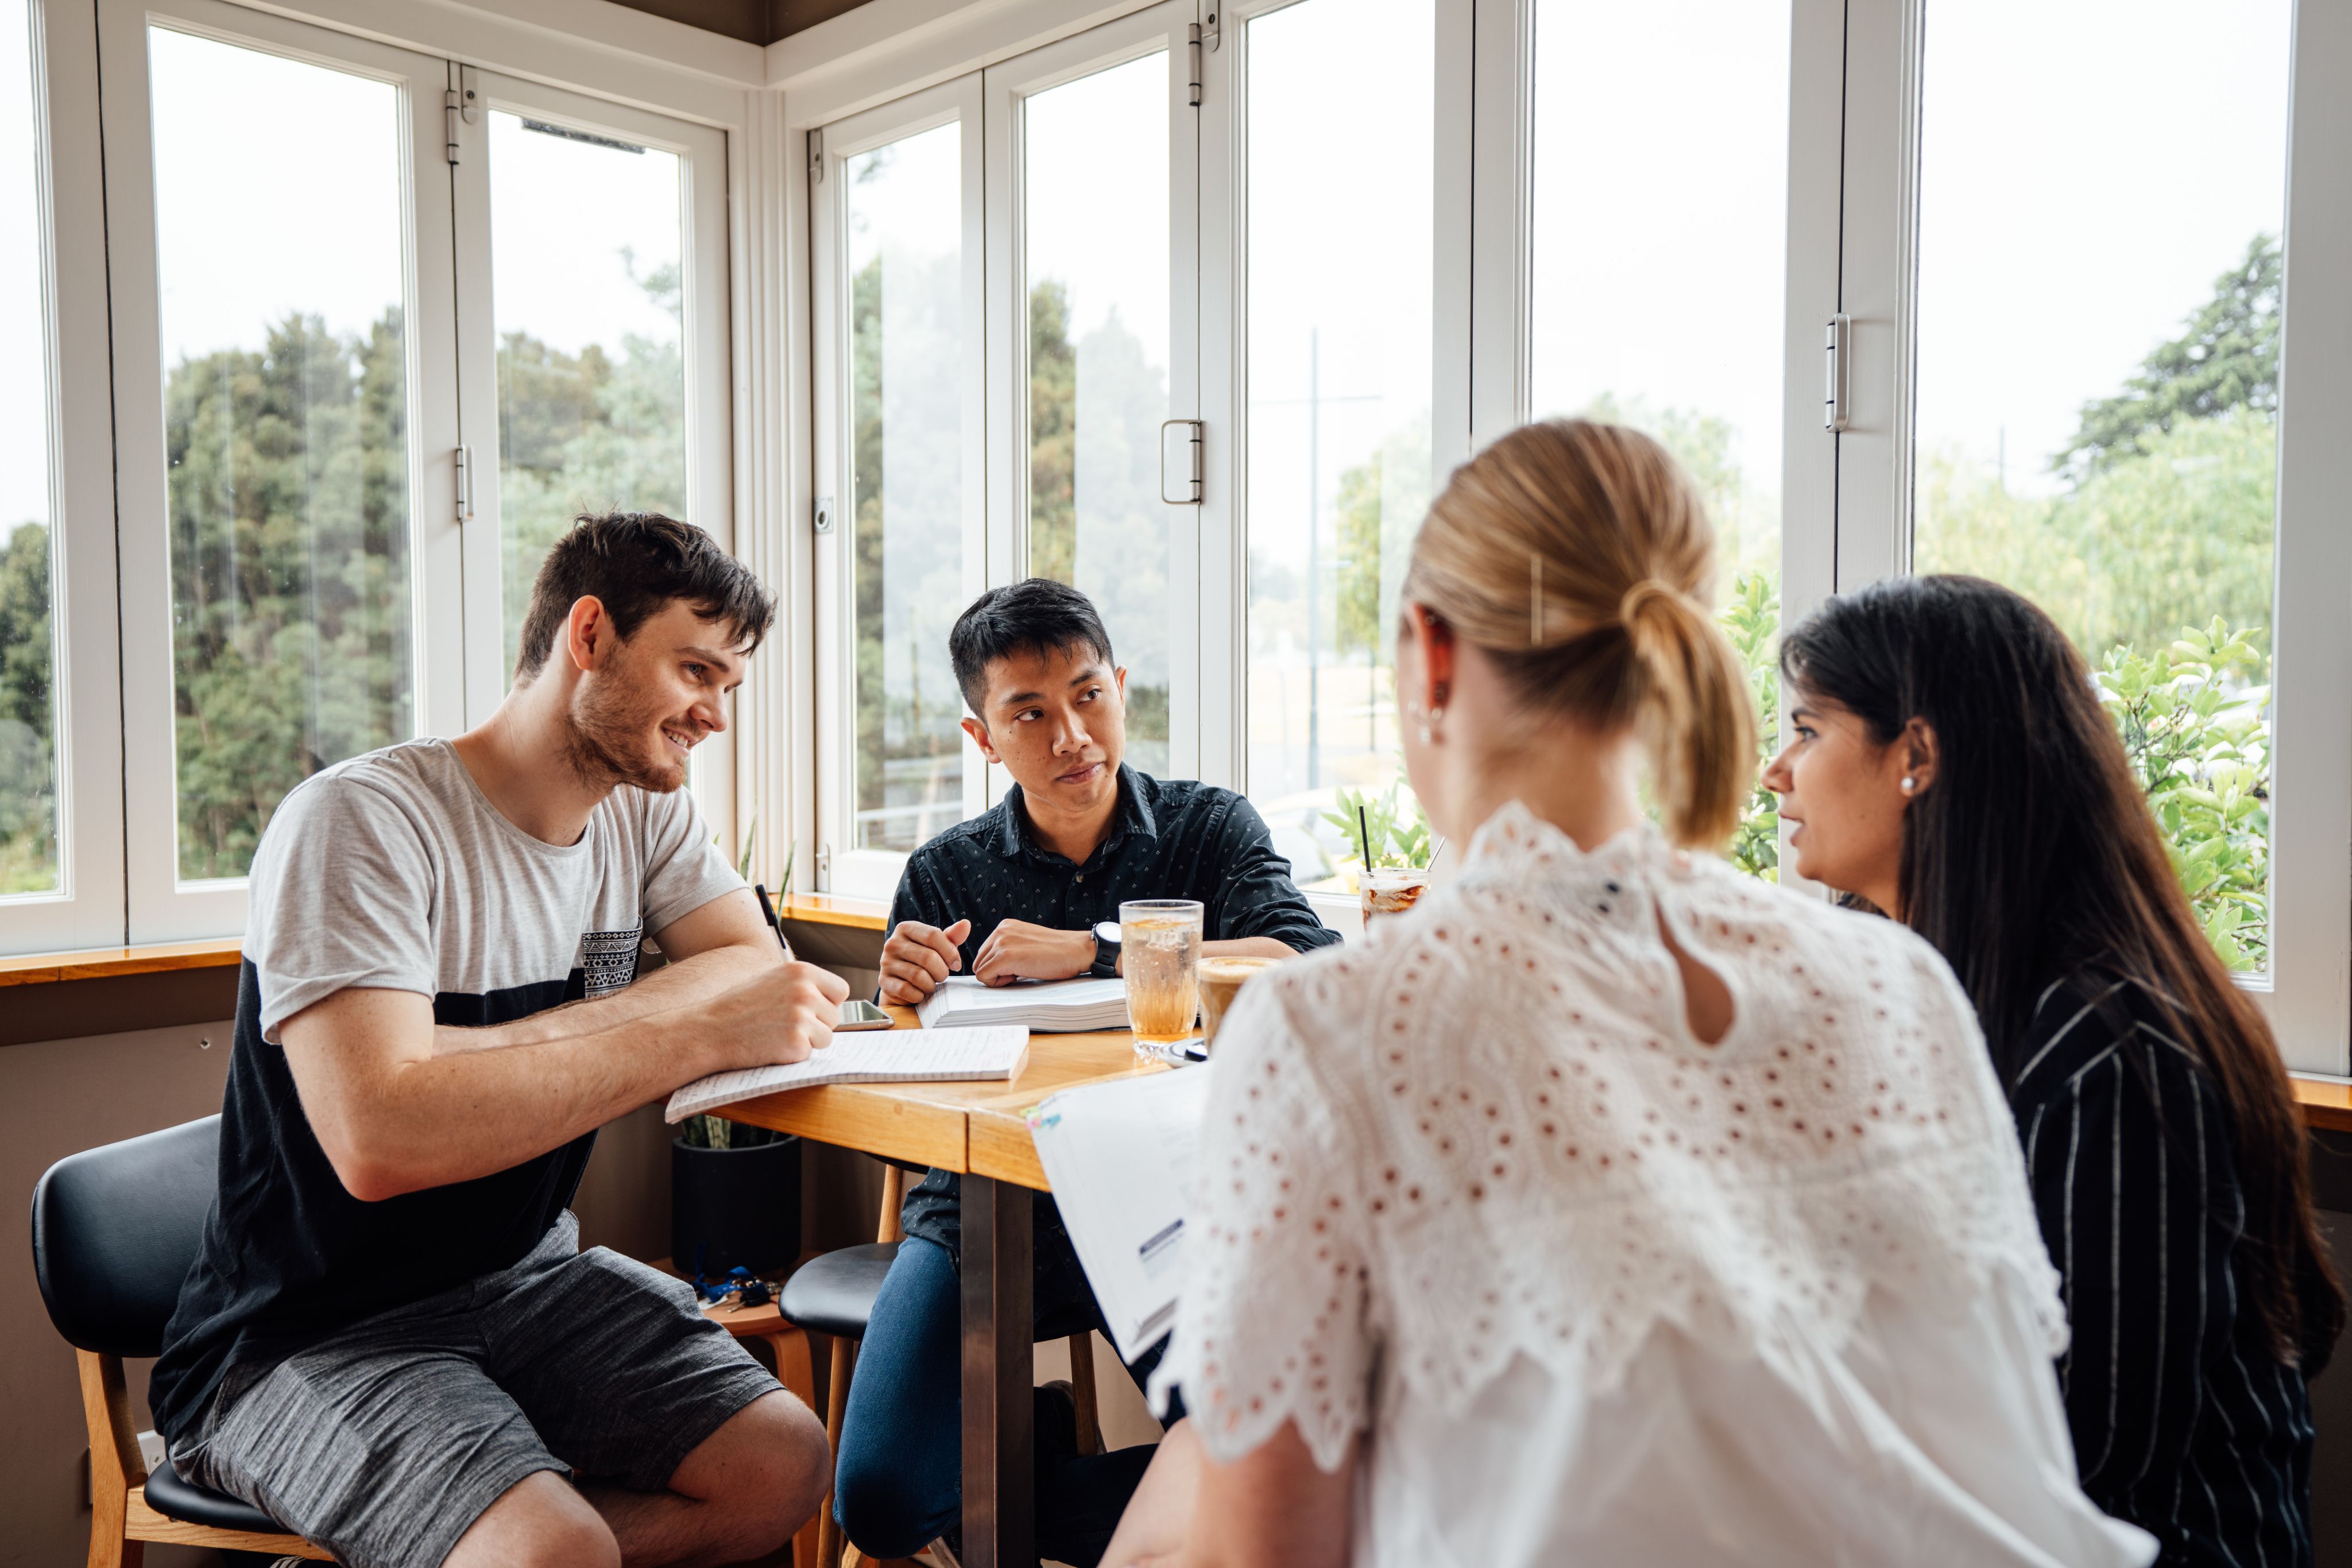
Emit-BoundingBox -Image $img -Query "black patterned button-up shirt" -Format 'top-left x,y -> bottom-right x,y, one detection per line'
887,765 -> 1340,1326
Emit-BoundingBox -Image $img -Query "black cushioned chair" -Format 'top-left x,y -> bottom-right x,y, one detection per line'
30,1115 -> 328,1564
777,1162 -> 1104,1568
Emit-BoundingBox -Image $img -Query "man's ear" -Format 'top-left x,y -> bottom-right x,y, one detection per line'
564,596 -> 612,673
1900,716 -> 1940,798
1113,665 -> 1128,702
962,715 -> 1003,765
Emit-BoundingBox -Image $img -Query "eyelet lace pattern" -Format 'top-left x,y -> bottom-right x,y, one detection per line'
1156,803 -> 2064,1471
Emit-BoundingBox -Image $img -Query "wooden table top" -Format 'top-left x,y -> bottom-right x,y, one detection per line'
704,1000 -> 2352,1171
706,1004 -> 1163,1185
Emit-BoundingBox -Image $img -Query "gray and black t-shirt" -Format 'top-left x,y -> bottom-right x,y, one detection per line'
150,737 -> 741,1444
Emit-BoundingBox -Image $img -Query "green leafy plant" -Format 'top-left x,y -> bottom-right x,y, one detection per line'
1720,570 -> 1781,883
1322,781 -> 1433,869
2097,618 -> 2270,971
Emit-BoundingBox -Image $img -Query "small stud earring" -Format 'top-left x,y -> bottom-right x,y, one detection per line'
1900,776 -> 1917,795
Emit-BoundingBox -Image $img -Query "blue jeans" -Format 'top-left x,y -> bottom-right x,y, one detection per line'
831,1237 -> 1162,1566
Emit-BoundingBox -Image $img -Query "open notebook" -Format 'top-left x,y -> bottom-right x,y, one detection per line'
1027,1064 -> 1212,1362
917,974 -> 1131,1032
664,1025 -> 1030,1123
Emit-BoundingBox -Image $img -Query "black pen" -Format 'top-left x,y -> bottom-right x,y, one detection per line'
753,882 -> 792,954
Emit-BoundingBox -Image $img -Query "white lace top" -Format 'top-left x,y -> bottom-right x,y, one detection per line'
1157,804 -> 2156,1568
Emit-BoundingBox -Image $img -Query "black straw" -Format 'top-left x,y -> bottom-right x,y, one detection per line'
1359,804 -> 1374,869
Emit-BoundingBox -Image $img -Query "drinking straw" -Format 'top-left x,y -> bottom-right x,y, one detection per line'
1359,804 -> 1375,869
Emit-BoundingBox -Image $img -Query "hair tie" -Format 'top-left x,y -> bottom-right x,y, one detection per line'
1619,577 -> 1676,630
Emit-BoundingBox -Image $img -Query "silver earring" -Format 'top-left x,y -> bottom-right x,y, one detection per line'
1900,776 -> 1916,795
1422,705 -> 1444,745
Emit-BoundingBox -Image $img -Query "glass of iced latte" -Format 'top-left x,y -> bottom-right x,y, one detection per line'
1361,866 -> 1432,924
1197,955 -> 1282,1052
1121,899 -> 1204,1062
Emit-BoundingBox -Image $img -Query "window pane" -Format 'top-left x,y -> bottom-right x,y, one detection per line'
490,113 -> 687,676
1,0 -> 59,896
1912,0 -> 2289,971
150,29 -> 414,882
849,123 -> 966,853
1529,0 -> 1791,880
1244,0 -> 1434,889
1023,53 -> 1172,776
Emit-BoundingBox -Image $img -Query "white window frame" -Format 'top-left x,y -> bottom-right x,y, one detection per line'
1826,0 -> 2352,1075
448,72 -> 737,827
982,2 -> 1202,789
0,0 -> 125,955
98,0 -> 466,944
808,75 -> 988,901
1197,0 -> 1475,803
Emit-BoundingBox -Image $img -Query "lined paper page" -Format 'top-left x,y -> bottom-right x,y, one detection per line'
665,1026 -> 1031,1123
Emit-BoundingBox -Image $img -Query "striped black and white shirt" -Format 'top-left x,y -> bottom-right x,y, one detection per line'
2013,969 -> 2315,1568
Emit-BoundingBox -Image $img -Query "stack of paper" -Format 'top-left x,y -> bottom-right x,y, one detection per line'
1027,1064 -> 1212,1363
664,1025 -> 1030,1122
916,974 -> 1132,1032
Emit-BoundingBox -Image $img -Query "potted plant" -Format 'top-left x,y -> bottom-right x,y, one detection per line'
671,1114 -> 802,1281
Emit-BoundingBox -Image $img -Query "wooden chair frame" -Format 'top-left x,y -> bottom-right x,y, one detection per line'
77,1346 -> 330,1566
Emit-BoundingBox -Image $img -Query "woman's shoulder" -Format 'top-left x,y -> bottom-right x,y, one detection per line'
2011,965 -> 2213,1102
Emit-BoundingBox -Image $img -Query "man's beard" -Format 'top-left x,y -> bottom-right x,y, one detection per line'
564,668 -> 691,793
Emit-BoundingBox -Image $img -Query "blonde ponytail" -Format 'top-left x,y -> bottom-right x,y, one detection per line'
1404,419 -> 1756,847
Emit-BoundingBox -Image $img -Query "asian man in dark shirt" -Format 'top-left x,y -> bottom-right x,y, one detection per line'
830,578 -> 1340,1567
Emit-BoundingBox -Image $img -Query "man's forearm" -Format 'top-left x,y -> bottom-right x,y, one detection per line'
358,1002 -> 732,1195
432,941 -> 780,1056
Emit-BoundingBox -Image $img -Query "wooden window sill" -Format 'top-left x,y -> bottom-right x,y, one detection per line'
0,939 -> 243,987
778,893 -> 888,932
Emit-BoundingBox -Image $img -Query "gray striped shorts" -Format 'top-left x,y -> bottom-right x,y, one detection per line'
173,1213 -> 780,1568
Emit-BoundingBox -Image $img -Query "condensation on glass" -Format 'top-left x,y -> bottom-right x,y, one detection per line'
1528,0 -> 1791,883
490,112 -> 687,676
1912,0 -> 2290,971
0,0 -> 61,897
148,28 -> 414,882
1022,52 -> 1173,776
1243,0 -> 1435,891
848,124 -> 966,853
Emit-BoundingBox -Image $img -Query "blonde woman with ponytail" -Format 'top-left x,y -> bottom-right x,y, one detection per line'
1104,421 -> 2152,1568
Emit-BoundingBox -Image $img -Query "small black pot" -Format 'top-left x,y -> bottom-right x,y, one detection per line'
671,1135 -> 802,1279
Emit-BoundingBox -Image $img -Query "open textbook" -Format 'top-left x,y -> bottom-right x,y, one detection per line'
664,1025 -> 1030,1123
917,974 -> 1131,1032
1027,1064 -> 1212,1362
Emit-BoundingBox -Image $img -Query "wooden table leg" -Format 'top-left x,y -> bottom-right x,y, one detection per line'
961,1175 -> 1033,1568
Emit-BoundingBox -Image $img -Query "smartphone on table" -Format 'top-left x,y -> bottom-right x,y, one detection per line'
837,999 -> 893,1031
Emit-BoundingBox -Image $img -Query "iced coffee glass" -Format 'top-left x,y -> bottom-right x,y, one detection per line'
1362,866 -> 1432,924
1198,955 -> 1282,1052
1121,899 -> 1204,1062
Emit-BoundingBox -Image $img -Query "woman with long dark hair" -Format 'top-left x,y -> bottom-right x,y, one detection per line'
1765,572 -> 2343,1567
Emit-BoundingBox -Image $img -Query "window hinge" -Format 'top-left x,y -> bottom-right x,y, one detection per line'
815,843 -> 833,892
808,127 -> 823,185
1823,312 -> 1851,432
1187,23 -> 1204,105
455,444 -> 474,523
814,493 -> 834,535
1202,9 -> 1220,48
1160,419 -> 1204,504
444,67 -> 479,166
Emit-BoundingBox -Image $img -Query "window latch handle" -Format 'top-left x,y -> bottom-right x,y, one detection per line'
1160,420 -> 1204,505
1824,313 -> 1851,432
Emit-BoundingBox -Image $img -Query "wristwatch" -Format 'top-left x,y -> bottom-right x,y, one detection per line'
1089,919 -> 1122,978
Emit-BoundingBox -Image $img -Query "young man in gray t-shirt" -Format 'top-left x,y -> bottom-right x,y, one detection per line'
150,513 -> 844,1568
